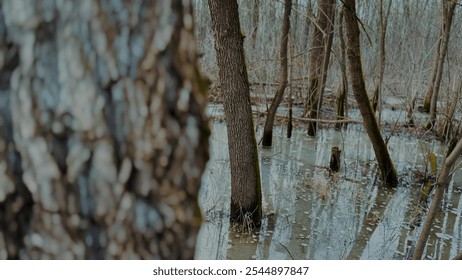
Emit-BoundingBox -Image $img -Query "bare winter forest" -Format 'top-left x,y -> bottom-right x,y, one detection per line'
194,0 -> 462,260
196,0 -> 462,103
0,0 -> 461,260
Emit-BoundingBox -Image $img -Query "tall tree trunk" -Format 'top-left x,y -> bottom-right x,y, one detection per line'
344,0 -> 398,187
291,0 -> 300,42
0,0 -> 209,260
303,1 -> 313,50
441,79 -> 461,141
422,0 -> 450,115
208,0 -> 262,226
371,0 -> 392,124
425,0 -> 456,129
250,0 -> 260,49
262,0 -> 292,148
412,138 -> 462,259
421,35 -> 441,113
305,0 -> 336,136
287,36 -> 294,139
336,8 -> 348,129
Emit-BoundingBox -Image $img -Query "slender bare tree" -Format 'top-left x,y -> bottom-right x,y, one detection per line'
344,0 -> 398,187
305,0 -> 336,136
336,7 -> 348,129
250,0 -> 260,49
423,0 -> 457,129
262,0 -> 292,148
441,78 -> 462,140
413,138 -> 462,259
371,0 -> 392,123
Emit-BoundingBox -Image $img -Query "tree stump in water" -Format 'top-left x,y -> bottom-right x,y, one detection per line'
329,146 -> 341,172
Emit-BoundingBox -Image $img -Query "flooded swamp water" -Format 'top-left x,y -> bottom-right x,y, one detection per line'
195,104 -> 462,260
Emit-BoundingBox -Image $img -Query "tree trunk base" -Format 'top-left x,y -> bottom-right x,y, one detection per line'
261,129 -> 273,148
230,204 -> 262,231
329,146 -> 341,172
307,110 -> 318,136
287,120 -> 293,138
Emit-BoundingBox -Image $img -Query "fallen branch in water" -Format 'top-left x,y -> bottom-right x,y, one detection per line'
279,242 -> 295,260
250,82 -> 306,89
253,110 -> 362,124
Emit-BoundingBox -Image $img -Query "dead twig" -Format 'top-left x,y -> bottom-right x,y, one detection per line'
279,242 -> 295,260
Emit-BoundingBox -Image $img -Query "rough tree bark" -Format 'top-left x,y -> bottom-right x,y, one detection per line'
0,0 -> 209,260
424,0 -> 456,129
413,138 -> 462,259
208,0 -> 262,226
344,0 -> 398,187
262,0 -> 292,148
305,0 -> 336,136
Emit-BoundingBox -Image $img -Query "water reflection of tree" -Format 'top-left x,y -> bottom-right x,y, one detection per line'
347,185 -> 395,259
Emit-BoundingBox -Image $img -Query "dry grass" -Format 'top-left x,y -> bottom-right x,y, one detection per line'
231,210 -> 257,235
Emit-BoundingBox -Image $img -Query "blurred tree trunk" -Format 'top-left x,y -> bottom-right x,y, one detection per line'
413,138 -> 462,259
262,0 -> 292,148
305,0 -> 336,136
424,0 -> 456,129
344,0 -> 398,187
208,0 -> 262,226
0,0 -> 209,260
